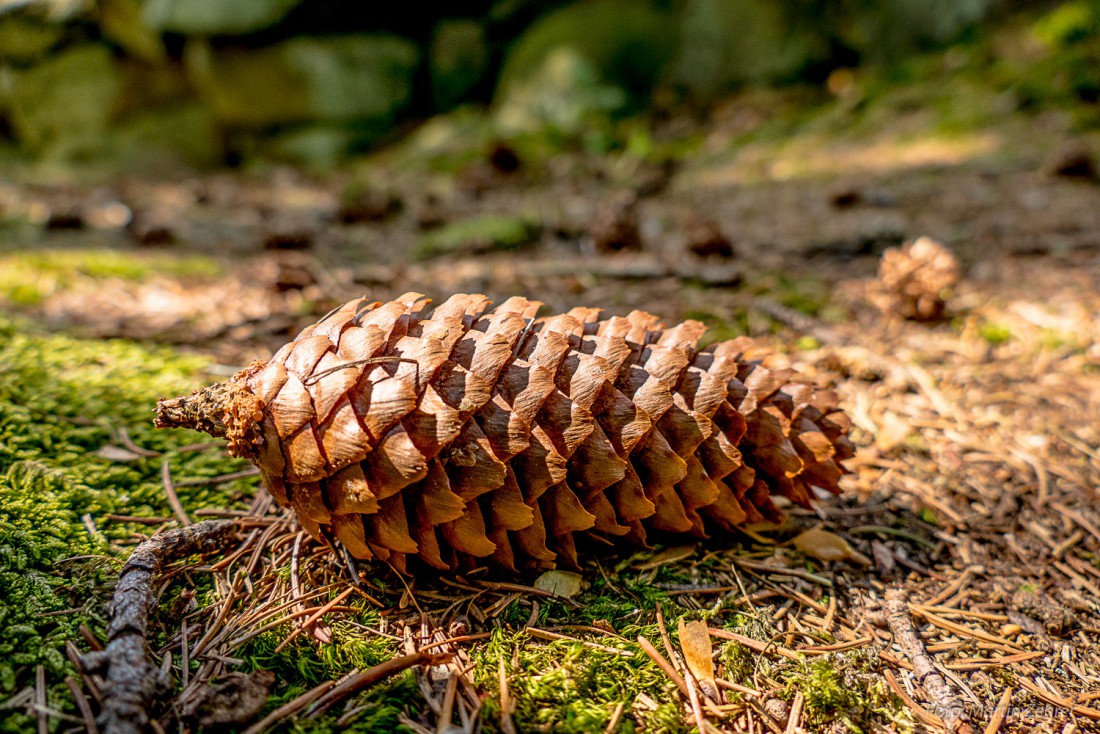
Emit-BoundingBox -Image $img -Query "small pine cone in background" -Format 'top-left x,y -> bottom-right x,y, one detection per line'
875,236 -> 962,321
156,293 -> 853,573
683,216 -> 736,259
589,192 -> 641,252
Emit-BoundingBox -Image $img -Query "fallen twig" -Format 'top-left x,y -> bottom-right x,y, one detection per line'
306,652 -> 453,720
82,520 -> 238,734
885,587 -> 974,734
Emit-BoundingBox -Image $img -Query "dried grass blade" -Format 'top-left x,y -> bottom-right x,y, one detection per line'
797,636 -> 873,654
1017,678 -> 1100,720
526,628 -> 634,657
273,587 -> 354,653
783,691 -> 803,734
309,652 -> 453,722
240,679 -> 336,734
707,628 -> 803,662
983,688 -> 1013,734
35,666 -> 47,734
161,459 -> 192,526
636,635 -> 691,700
498,654 -> 517,734
604,700 -> 625,734
63,677 -> 98,734
915,608 -> 1021,649
883,669 -> 944,729
684,667 -> 709,734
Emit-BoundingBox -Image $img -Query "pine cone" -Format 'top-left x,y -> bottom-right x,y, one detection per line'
683,217 -> 735,259
875,236 -> 961,321
589,192 -> 641,252
156,294 -> 853,572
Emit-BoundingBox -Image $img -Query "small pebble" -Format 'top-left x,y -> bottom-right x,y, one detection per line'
1000,623 -> 1023,638
763,698 -> 789,721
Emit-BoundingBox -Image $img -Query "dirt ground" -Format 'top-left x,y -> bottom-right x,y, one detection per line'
2,92 -> 1100,733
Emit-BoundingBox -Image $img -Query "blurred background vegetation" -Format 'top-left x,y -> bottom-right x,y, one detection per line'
0,0 -> 1096,171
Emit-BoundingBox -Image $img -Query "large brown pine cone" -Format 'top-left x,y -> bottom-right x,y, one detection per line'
156,293 -> 853,572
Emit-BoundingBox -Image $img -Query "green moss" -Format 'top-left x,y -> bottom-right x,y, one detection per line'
495,0 -> 678,116
413,215 -> 541,260
0,249 -> 223,306
783,655 -> 906,731
714,612 -> 908,731
979,321 -> 1013,345
683,310 -> 747,346
472,629 -> 687,734
572,577 -> 669,629
235,600 -> 420,733
0,319 -> 248,728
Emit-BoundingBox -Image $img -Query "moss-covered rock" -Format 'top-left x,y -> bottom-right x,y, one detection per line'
185,35 -> 419,128
670,0 -> 829,101
262,124 -> 359,168
109,102 -> 221,168
840,0 -> 996,63
413,214 -> 541,259
7,44 -> 124,159
495,0 -> 677,130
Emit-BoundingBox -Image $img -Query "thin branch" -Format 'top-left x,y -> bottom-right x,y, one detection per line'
885,587 -> 974,734
82,520 -> 237,734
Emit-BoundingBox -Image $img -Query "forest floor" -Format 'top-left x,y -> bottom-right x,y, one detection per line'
2,56 -> 1100,734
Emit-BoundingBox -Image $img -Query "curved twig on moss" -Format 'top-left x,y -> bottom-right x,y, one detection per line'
82,520 -> 238,734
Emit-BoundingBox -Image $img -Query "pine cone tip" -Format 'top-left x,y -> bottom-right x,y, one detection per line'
156,374 -> 264,457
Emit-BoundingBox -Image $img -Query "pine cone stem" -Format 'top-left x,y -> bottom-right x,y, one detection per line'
155,373 -> 264,457
155,383 -> 235,436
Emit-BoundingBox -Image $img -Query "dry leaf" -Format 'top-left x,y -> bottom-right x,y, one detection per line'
677,619 -> 719,703
792,526 -> 872,566
533,570 -> 583,598
95,444 -> 144,462
874,411 -> 911,452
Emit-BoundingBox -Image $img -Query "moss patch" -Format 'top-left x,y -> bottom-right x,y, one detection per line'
473,628 -> 686,734
413,215 -> 541,260
0,249 -> 223,306
0,319 -> 248,727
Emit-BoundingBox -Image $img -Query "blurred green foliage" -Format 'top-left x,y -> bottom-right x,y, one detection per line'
2,0 -> 1094,168
0,249 -> 222,306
